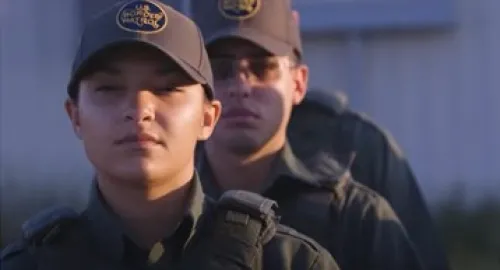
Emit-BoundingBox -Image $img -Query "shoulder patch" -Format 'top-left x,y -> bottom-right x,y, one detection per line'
217,190 -> 278,244
22,206 -> 80,245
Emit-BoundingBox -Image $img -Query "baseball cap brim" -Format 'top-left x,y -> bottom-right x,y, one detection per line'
206,27 -> 294,56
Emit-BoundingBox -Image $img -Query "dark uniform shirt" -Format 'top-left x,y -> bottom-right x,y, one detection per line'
289,98 -> 450,269
199,142 -> 425,270
1,173 -> 339,270
81,178 -> 205,269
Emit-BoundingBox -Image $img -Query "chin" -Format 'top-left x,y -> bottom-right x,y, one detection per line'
221,137 -> 264,155
107,162 -> 161,183
95,153 -> 191,184
111,170 -> 152,187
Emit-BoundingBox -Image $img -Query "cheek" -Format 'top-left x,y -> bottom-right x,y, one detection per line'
256,84 -> 294,129
78,106 -> 116,140
75,108 -> 117,169
157,104 -> 202,138
162,107 -> 203,156
255,85 -> 290,113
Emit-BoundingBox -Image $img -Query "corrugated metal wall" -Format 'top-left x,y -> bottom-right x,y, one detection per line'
302,0 -> 500,203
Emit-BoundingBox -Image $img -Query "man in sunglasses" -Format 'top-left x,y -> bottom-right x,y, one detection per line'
191,0 -> 448,269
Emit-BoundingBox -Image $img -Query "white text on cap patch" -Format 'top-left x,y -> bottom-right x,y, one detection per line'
116,0 -> 167,33
218,0 -> 261,20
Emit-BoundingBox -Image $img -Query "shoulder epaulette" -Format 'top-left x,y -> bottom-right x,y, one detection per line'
21,206 -> 80,245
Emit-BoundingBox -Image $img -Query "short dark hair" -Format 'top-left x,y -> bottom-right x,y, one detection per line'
289,52 -> 302,67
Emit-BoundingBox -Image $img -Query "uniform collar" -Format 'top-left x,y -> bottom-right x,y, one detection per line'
83,171 -> 206,262
198,141 -> 328,198
267,141 -> 321,185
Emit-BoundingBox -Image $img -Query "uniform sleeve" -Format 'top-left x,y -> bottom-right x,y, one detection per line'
266,225 -> 341,270
309,247 -> 340,270
349,116 -> 450,270
361,195 -> 425,270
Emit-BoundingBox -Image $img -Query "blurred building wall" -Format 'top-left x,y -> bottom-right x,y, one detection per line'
1,0 -> 91,244
296,0 -> 500,204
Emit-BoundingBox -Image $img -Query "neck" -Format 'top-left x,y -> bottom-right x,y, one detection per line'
204,134 -> 286,193
96,165 -> 194,248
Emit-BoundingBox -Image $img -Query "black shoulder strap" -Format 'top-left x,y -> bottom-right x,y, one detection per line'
21,206 -> 80,246
1,206 -> 81,269
181,190 -> 279,270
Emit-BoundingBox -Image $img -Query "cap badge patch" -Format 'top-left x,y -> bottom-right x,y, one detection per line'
219,0 -> 261,20
116,0 -> 167,33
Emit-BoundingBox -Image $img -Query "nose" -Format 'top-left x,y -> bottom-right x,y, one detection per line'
123,90 -> 156,123
226,73 -> 252,98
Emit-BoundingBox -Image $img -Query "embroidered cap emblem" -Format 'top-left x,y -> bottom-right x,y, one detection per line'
218,0 -> 261,20
116,0 -> 167,34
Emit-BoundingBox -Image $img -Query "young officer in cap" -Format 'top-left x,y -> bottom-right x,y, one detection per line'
0,1 -> 340,269
190,0 -> 442,269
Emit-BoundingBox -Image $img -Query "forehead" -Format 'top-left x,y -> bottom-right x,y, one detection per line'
207,38 -> 271,57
